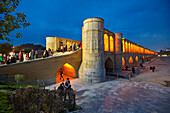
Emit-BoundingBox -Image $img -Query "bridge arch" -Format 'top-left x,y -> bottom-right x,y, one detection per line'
105,57 -> 113,75
56,63 -> 76,83
122,57 -> 125,69
135,56 -> 138,62
128,56 -> 133,67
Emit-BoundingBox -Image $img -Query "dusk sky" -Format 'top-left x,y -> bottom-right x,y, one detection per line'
1,0 -> 170,52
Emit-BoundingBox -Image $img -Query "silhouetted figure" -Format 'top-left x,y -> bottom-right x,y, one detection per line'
19,50 -> 23,62
35,50 -> 38,59
152,66 -> 155,72
60,68 -> 64,81
126,66 -> 128,71
132,67 -> 135,74
150,66 -> 153,72
43,50 -> 49,58
30,49 -> 35,60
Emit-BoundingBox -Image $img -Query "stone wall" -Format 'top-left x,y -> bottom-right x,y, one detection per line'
79,17 -> 105,83
0,49 -> 82,83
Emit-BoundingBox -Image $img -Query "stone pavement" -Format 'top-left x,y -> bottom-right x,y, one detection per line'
46,79 -> 170,113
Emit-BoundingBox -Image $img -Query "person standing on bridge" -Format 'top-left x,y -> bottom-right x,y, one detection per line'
31,49 -> 35,60
19,50 -> 23,62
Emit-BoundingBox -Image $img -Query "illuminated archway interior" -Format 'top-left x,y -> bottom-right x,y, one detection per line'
122,57 -> 125,69
56,63 -> 75,84
135,56 -> 138,62
104,34 -> 109,51
129,56 -> 133,65
110,36 -> 114,52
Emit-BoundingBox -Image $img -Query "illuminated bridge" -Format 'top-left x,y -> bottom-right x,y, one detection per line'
0,17 -> 157,84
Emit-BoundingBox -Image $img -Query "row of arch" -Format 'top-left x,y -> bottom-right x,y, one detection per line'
103,33 -> 156,55
104,34 -> 114,52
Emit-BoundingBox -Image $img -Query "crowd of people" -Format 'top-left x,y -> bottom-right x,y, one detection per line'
57,43 -> 82,52
0,43 -> 82,65
0,48 -> 55,65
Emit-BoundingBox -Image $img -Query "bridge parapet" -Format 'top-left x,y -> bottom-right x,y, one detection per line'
0,49 -> 82,83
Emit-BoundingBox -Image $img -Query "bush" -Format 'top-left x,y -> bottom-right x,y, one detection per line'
0,92 -> 13,112
9,87 -> 71,112
14,74 -> 24,84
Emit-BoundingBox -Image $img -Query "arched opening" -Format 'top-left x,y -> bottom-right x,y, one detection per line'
129,56 -> 133,66
104,34 -> 109,51
110,36 -> 114,52
135,56 -> 138,62
67,41 -> 71,51
105,57 -> 113,75
122,39 -> 125,52
56,63 -> 75,84
122,57 -> 125,69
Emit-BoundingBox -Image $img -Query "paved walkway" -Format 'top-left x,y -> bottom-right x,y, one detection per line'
46,79 -> 170,113
46,57 -> 170,113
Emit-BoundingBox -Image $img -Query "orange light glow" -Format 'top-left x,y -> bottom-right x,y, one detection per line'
135,56 -> 138,62
128,42 -> 130,53
104,34 -> 109,51
125,41 -> 128,52
67,41 -> 71,51
110,36 -> 114,52
56,63 -> 75,84
122,39 -> 125,52
122,57 -> 125,69
129,56 -> 133,64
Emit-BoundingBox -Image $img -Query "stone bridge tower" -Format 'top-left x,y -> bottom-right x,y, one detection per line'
79,17 -> 105,83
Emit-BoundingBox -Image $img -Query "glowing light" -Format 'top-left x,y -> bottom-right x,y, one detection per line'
122,40 -> 125,52
122,57 -> 125,69
135,56 -> 138,62
129,56 -> 133,64
60,63 -> 75,77
104,34 -> 109,51
110,36 -> 114,52
125,41 -> 128,52
67,41 -> 71,51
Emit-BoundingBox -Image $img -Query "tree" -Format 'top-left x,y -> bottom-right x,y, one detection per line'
0,0 -> 30,41
0,43 -> 13,54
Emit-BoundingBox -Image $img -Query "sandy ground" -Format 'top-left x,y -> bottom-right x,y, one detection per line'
131,56 -> 170,86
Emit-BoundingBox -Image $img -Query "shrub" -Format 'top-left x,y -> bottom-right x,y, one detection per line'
14,74 -> 24,84
9,87 -> 72,112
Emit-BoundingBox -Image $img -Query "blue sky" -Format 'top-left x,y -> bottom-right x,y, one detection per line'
1,0 -> 170,52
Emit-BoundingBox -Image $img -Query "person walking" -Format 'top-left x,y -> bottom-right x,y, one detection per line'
43,50 -> 49,58
3,54 -> 7,64
125,66 -> 128,71
132,67 -> 135,74
0,53 -> 4,64
31,49 -> 35,60
152,66 -> 155,72
60,68 -> 64,81
150,66 -> 153,72
35,50 -> 38,59
19,50 -> 23,62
